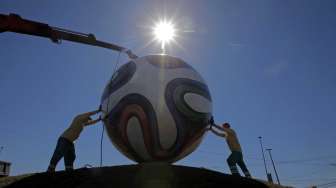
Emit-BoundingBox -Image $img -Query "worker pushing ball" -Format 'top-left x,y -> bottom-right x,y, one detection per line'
47,107 -> 102,172
207,116 -> 252,178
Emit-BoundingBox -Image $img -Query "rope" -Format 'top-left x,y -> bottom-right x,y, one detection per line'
99,51 -> 122,167
100,122 -> 104,167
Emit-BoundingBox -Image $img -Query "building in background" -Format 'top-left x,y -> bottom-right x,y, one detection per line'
0,161 -> 11,177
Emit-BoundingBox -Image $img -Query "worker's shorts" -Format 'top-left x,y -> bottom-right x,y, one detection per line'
50,137 -> 76,167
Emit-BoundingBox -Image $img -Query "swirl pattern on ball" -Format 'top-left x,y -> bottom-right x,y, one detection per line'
101,55 -> 212,163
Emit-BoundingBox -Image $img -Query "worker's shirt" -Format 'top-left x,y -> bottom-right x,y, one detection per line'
61,115 -> 87,142
223,128 -> 242,152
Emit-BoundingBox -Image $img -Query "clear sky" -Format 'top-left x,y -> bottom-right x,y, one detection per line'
1,1 -> 336,187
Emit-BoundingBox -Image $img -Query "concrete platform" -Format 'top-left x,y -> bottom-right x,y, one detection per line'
1,163 -> 268,188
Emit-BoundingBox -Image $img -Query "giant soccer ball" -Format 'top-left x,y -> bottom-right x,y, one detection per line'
101,55 -> 212,163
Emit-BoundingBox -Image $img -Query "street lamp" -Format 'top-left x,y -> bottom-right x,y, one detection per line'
266,149 -> 281,185
258,136 -> 273,183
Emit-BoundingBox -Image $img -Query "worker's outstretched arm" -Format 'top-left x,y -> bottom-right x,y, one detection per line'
81,107 -> 101,117
208,116 -> 224,131
84,117 -> 101,126
210,128 -> 228,138
212,124 -> 224,131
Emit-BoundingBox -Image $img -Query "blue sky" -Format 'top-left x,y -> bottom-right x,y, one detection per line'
1,0 -> 336,187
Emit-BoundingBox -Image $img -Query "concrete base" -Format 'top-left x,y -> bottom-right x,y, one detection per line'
4,164 -> 268,188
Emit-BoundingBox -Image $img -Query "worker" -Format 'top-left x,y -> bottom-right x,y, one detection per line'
47,108 -> 101,172
208,117 -> 252,178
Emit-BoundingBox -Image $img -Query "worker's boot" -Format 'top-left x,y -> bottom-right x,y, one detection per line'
232,172 -> 241,177
46,165 -> 55,173
243,171 -> 252,178
229,165 -> 241,177
65,166 -> 74,172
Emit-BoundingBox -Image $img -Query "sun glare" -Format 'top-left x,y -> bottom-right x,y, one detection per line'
153,20 -> 176,50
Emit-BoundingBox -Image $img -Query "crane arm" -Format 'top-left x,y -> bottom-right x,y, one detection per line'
0,13 -> 137,59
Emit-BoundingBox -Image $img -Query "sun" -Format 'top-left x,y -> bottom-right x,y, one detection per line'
152,20 -> 176,50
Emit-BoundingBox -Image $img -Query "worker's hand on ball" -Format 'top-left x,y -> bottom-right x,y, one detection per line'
209,116 -> 214,125
100,114 -> 110,121
98,115 -> 103,121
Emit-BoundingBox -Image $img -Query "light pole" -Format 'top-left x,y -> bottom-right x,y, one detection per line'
258,137 -> 268,177
266,148 -> 281,185
258,136 -> 273,183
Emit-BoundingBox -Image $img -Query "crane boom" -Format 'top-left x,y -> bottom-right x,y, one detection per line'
0,13 -> 137,59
